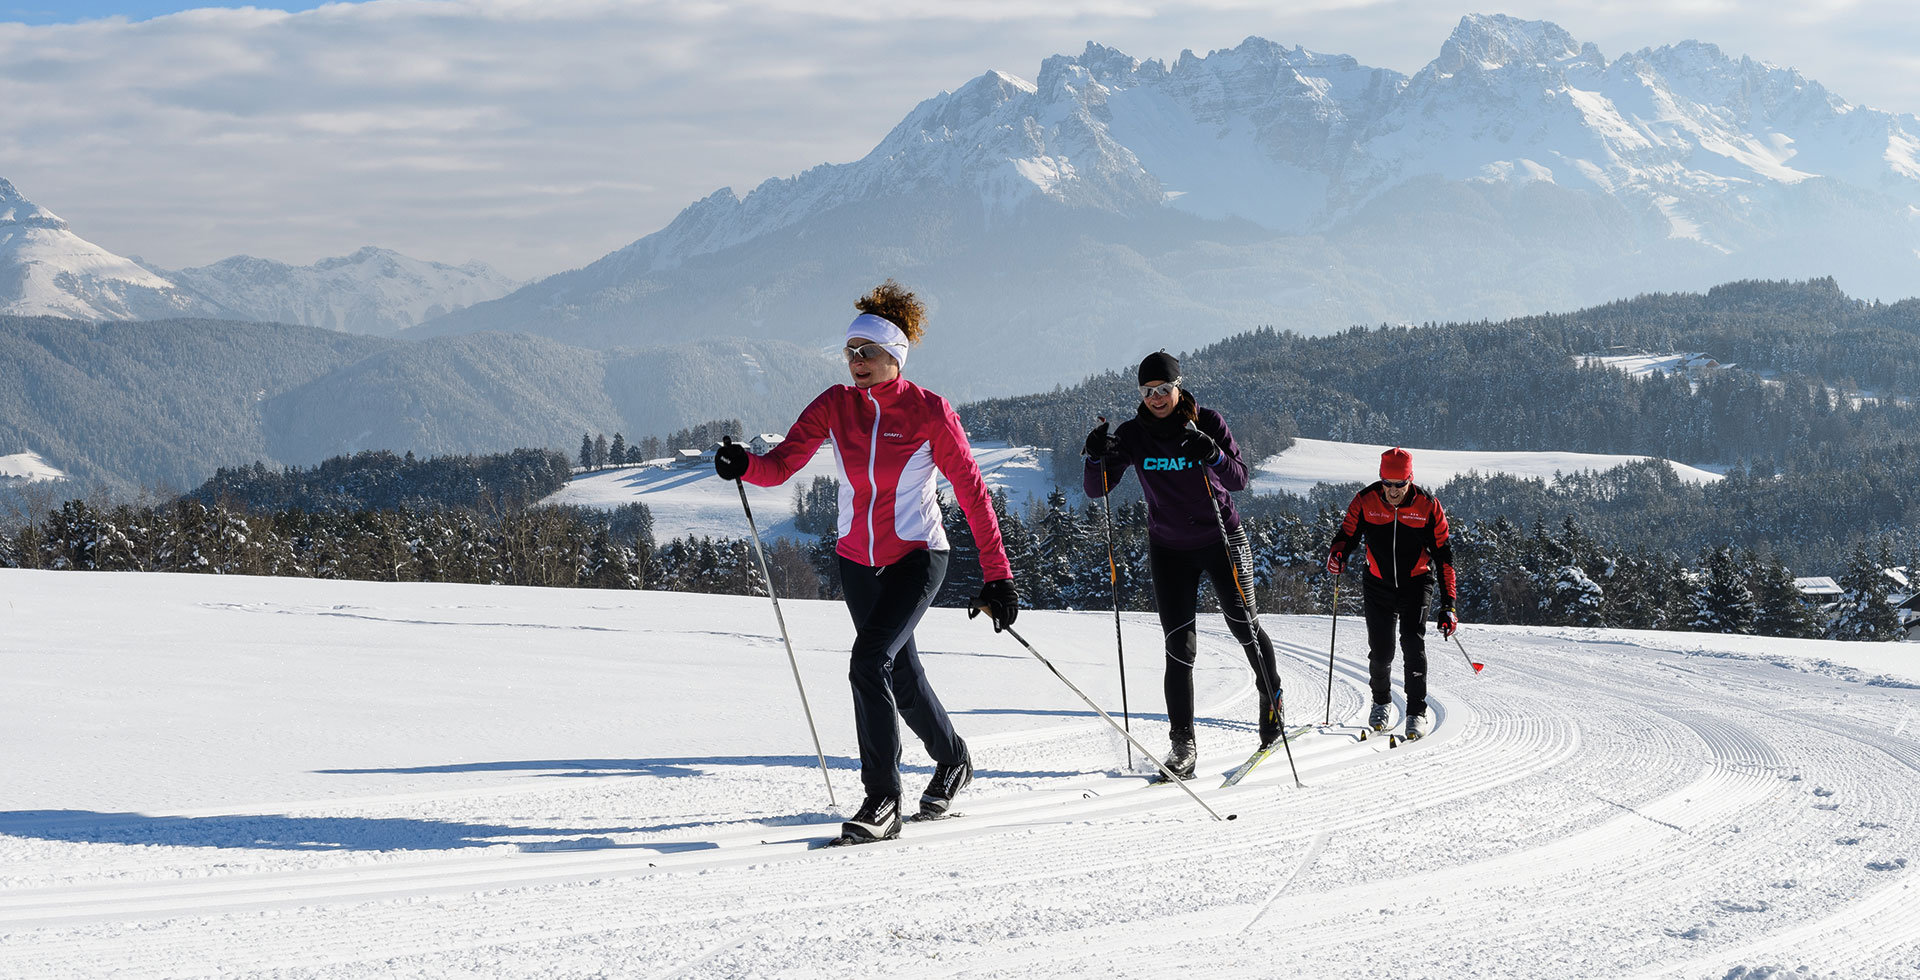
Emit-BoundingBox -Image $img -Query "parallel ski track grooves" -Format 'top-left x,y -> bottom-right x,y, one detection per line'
1631,710 -> 1920,980
0,628 -> 1352,929
0,626 -> 1436,974
8,628 -> 1913,979
2,629 -> 1589,977
993,644 -> 1813,977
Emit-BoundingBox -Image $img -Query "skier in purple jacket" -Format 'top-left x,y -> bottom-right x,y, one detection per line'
1083,351 -> 1282,780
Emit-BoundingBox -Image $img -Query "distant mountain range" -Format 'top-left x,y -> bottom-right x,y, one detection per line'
410,14 -> 1920,401
0,313 -> 842,494
0,178 -> 517,333
162,247 -> 521,335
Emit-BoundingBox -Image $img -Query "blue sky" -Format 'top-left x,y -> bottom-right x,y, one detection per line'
2,2 -> 347,24
1,1 -> 1915,280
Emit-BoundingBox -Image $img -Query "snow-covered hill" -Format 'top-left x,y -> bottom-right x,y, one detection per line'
1251,437 -> 1723,496
0,450 -> 65,483
163,247 -> 520,335
0,178 -> 224,321
3,568 -> 1917,976
412,14 -> 1920,402
545,437 -> 1719,543
545,442 -> 1056,542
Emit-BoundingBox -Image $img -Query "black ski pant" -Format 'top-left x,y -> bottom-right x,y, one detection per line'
1362,573 -> 1430,717
839,549 -> 965,801
1148,534 -> 1280,740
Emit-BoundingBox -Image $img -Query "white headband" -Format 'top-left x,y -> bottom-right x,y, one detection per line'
846,313 -> 909,371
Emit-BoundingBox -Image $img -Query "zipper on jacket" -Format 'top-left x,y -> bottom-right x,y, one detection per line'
864,387 -> 882,565
1390,489 -> 1400,589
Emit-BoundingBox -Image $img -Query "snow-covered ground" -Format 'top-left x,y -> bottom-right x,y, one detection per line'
5,568 -> 1919,977
0,451 -> 65,483
548,436 -> 1719,545
543,442 -> 1055,542
1251,437 -> 1723,496
1578,352 -> 1721,378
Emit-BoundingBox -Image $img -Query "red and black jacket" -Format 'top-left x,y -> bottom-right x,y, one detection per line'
1328,482 -> 1457,607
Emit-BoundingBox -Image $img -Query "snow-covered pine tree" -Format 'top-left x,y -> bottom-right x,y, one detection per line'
1690,546 -> 1758,634
610,433 -> 628,467
1749,550 -> 1821,639
585,528 -> 640,589
1543,564 -> 1606,627
579,433 -> 594,470
1829,544 -> 1902,640
1032,488 -> 1084,609
994,490 -> 1041,607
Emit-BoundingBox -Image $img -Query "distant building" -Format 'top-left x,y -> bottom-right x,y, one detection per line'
749,433 -> 784,454
673,448 -> 708,468
1793,576 -> 1842,600
1899,593 -> 1920,641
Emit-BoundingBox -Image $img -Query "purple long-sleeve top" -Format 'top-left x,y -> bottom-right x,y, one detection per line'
1084,404 -> 1248,550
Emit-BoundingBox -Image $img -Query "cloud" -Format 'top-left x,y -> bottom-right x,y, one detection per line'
0,0 -> 1914,280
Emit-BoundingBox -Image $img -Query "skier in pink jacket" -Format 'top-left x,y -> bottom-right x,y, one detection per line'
714,280 -> 1018,843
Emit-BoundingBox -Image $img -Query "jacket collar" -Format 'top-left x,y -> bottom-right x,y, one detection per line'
852,375 -> 911,405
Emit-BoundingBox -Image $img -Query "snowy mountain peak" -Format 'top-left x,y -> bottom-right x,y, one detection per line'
0,177 -> 67,231
413,20 -> 1920,385
0,177 -> 213,321
1436,13 -> 1583,73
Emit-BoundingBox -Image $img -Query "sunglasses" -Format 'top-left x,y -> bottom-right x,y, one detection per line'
1139,381 -> 1180,399
1381,479 -> 1409,488
843,343 -> 892,363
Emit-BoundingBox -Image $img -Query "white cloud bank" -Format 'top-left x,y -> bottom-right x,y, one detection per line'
0,0 -> 1914,280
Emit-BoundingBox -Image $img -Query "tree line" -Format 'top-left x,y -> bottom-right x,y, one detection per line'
4,468 -> 1906,642
577,419 -> 745,470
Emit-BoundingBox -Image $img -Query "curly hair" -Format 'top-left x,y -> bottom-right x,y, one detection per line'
855,279 -> 925,344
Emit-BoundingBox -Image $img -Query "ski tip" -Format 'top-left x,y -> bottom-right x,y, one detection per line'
1472,662 -> 1485,672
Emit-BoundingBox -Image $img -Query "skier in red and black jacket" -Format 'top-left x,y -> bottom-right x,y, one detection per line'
1325,448 -> 1457,741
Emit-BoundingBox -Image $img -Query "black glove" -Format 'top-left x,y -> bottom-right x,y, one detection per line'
713,440 -> 750,481
1083,420 -> 1118,459
1437,607 -> 1459,639
970,578 -> 1019,632
1179,422 -> 1220,465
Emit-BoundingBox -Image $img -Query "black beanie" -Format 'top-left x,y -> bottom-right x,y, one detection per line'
1138,351 -> 1180,386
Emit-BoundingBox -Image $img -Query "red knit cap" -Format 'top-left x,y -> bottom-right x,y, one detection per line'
1380,447 -> 1413,481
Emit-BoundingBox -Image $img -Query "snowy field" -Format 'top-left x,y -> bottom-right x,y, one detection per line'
5,569 -> 1919,978
545,436 -> 1718,545
1250,437 -> 1723,497
0,451 -> 65,483
541,442 -> 1054,542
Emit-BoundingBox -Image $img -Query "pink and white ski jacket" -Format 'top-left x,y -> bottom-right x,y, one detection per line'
743,377 -> 1013,582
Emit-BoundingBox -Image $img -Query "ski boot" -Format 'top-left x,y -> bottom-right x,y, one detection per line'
1404,711 -> 1431,741
1159,728 -> 1197,781
919,741 -> 972,818
1368,702 -> 1392,732
840,794 -> 902,843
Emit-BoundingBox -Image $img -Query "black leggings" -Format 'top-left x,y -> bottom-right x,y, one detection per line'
1149,532 -> 1280,736
839,549 -> 965,799
1362,574 -> 1430,717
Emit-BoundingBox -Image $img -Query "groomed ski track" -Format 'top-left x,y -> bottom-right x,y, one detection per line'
2,571 -> 1916,978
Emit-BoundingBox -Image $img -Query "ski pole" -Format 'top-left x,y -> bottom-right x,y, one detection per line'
972,608 -> 1233,821
1188,422 -> 1302,789
1452,632 -> 1485,674
1323,578 -> 1339,726
726,437 -> 836,806
1094,417 -> 1132,766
